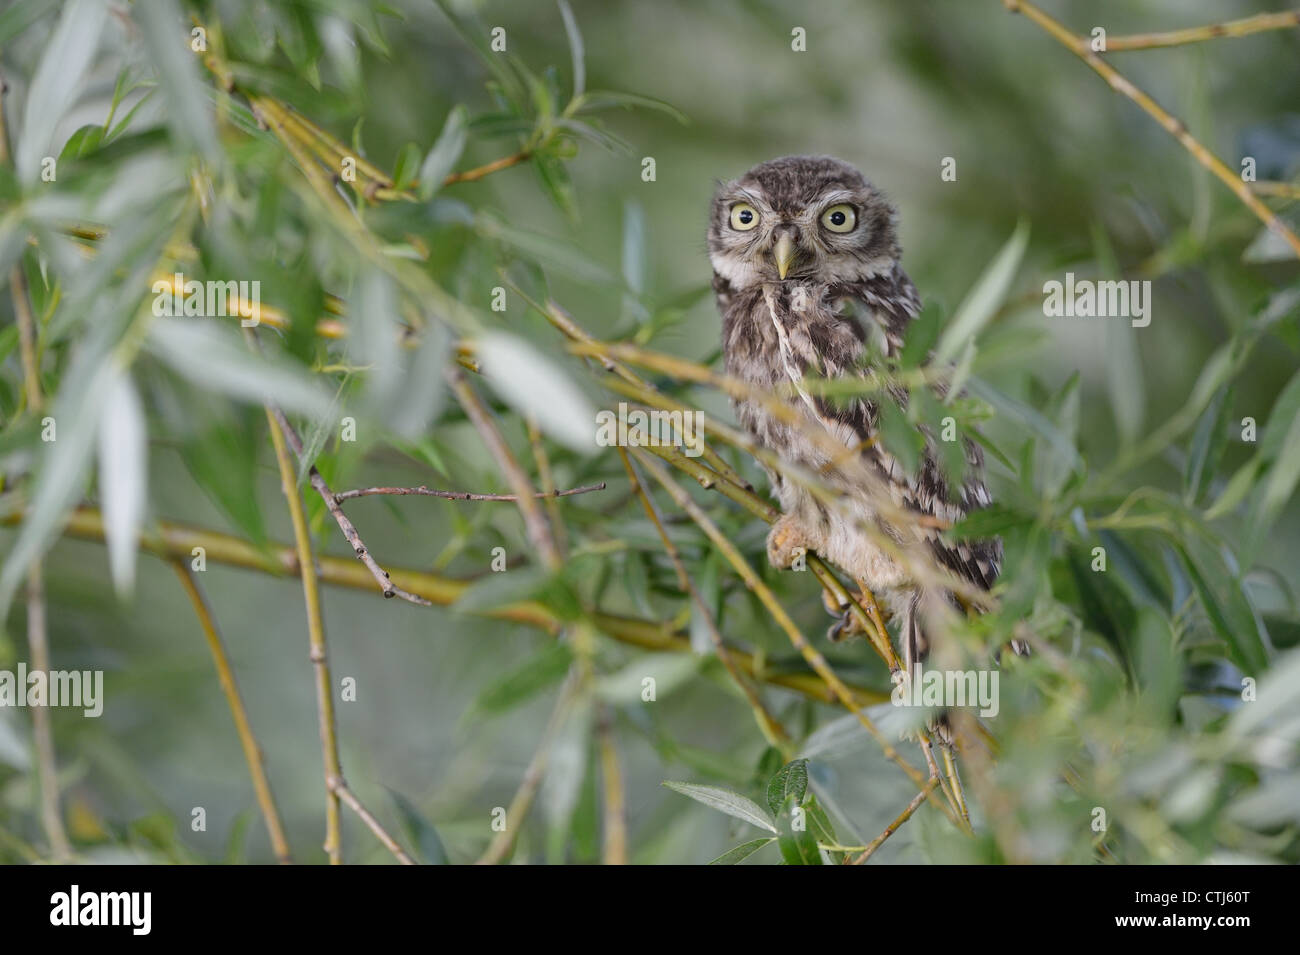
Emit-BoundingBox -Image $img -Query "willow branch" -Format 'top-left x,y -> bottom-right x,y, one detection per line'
43,507 -> 887,710
597,705 -> 628,865
265,406 -> 343,864
329,779 -> 416,865
1003,0 -> 1300,259
849,778 -> 937,865
171,561 -> 292,863
1099,10 -> 1300,51
333,481 -> 606,503
24,567 -> 70,860
270,407 -> 432,607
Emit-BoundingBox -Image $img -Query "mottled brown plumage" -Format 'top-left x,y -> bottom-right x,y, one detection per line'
709,155 -> 1009,673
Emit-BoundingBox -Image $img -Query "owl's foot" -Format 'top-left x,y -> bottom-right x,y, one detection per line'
765,515 -> 816,570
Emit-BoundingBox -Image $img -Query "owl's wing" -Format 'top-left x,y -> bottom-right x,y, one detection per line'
817,272 -> 1002,592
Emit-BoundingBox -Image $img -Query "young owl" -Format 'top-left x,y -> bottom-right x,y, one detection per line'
709,155 -> 1008,674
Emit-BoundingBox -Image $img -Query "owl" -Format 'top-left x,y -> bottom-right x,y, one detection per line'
709,155 -> 1012,676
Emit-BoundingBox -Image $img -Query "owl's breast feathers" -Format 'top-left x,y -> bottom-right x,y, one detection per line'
717,265 -> 1001,591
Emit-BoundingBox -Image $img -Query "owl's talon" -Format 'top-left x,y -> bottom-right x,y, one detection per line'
766,515 -> 815,570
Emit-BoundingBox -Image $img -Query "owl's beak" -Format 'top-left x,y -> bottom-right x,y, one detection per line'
773,233 -> 797,280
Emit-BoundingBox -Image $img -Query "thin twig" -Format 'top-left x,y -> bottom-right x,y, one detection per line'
171,562 -> 292,863
265,406 -> 343,864
526,415 -> 570,557
1004,0 -> 1300,259
447,368 -> 563,571
24,567 -> 70,860
1098,10 -> 1300,52
329,779 -> 416,865
270,408 -> 432,607
597,705 -> 628,865
333,481 -> 606,503
1253,181 -> 1300,200
849,778 -> 937,865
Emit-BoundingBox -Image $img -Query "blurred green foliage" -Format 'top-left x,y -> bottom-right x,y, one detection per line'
1,0 -> 1299,864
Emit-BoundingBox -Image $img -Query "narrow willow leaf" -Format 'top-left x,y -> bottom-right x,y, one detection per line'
477,215 -> 612,285
594,652 -> 700,704
708,837 -> 774,865
147,318 -> 331,417
933,220 -> 1029,366
0,355 -> 115,618
542,695 -> 592,850
556,0 -> 585,98
418,106 -> 468,201
662,782 -> 776,833
469,643 -> 573,717
1094,222 -> 1145,446
765,759 -> 809,817
387,789 -> 450,864
1184,385 -> 1231,504
17,0 -> 106,181
575,90 -> 689,125
476,331 -> 597,453
134,0 -> 218,161
0,0 -> 56,48
98,372 -> 147,596
776,794 -> 823,865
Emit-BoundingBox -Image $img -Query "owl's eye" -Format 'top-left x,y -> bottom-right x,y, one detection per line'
820,204 -> 857,233
729,203 -> 759,231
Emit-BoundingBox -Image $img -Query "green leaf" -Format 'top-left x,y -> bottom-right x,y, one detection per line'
388,789 -> 450,864
776,793 -> 823,865
765,758 -> 809,817
1184,385 -> 1231,504
147,319 -> 331,418
575,90 -> 689,125
180,411 -> 269,548
0,0 -> 57,48
17,0 -> 107,181
134,0 -> 218,161
418,106 -> 468,201
708,837 -> 775,865
556,0 -> 585,98
97,372 -> 147,597
1094,222 -> 1145,446
476,331 -> 597,454
593,652 -> 700,704
477,215 -> 611,284
0,351 -> 115,618
469,643 -> 574,717
1177,531 -> 1270,676
662,782 -> 776,833
933,220 -> 1029,366
391,141 -> 422,192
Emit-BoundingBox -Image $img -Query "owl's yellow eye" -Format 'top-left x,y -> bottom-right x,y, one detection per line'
820,204 -> 856,233
729,203 -> 759,231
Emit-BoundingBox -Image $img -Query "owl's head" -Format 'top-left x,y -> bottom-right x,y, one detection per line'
707,155 -> 901,288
